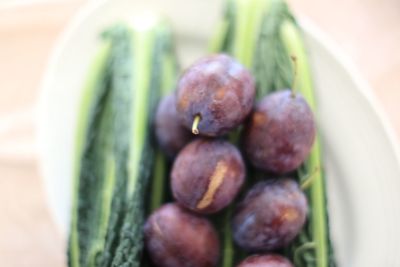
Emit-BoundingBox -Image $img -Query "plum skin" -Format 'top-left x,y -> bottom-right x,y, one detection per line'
171,138 -> 246,214
176,54 -> 255,137
242,90 -> 316,174
155,94 -> 193,159
232,179 -> 308,252
144,203 -> 220,267
237,254 -> 294,267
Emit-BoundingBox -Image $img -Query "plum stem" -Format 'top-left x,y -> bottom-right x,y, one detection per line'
290,55 -> 298,98
301,166 -> 320,190
192,115 -> 201,135
294,241 -> 316,266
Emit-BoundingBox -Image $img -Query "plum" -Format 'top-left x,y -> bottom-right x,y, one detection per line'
144,203 -> 220,267
155,94 -> 193,158
176,54 -> 255,137
242,90 -> 316,174
171,138 -> 245,214
232,179 -> 308,251
237,254 -> 294,267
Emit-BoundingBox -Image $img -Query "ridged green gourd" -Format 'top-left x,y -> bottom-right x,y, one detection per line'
68,18 -> 177,267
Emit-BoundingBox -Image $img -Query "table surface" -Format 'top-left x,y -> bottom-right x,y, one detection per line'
0,0 -> 399,266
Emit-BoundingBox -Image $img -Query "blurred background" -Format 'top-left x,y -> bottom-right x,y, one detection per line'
0,0 -> 399,266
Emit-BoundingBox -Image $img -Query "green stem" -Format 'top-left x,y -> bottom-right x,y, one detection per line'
233,0 -> 270,67
128,24 -> 156,196
280,20 -> 328,267
209,19 -> 230,53
221,207 -> 234,267
149,151 -> 166,212
149,23 -> 177,213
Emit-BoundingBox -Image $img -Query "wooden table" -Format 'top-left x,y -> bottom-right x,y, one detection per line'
0,0 -> 399,266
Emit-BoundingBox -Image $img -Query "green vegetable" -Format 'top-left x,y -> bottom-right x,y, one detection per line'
280,20 -> 336,267
211,0 -> 336,266
147,27 -> 179,213
68,38 -> 114,267
68,18 -> 177,267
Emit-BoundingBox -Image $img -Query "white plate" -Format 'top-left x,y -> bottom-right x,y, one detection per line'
37,1 -> 400,266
